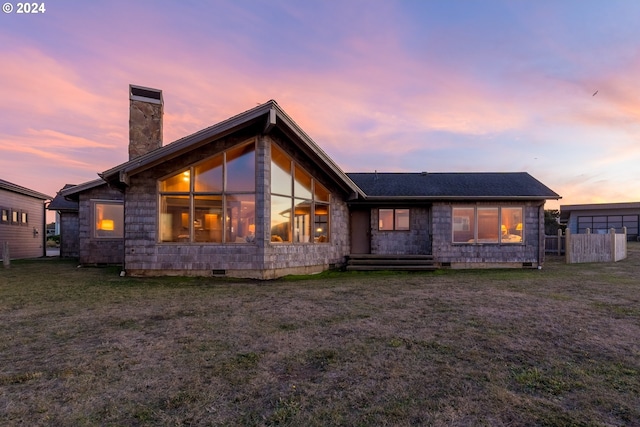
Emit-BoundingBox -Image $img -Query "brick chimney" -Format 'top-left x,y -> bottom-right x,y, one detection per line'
129,84 -> 163,160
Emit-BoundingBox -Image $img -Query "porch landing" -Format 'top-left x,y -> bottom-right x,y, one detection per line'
346,254 -> 437,271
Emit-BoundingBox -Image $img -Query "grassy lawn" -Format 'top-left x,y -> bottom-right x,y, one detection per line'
1,245 -> 639,426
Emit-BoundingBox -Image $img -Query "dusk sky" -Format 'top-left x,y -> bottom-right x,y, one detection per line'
2,0 -> 640,213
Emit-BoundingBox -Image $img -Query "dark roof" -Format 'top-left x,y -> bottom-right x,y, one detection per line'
347,172 -> 560,200
559,201 -> 640,222
48,184 -> 80,211
100,100 -> 363,197
58,179 -> 107,200
0,178 -> 51,200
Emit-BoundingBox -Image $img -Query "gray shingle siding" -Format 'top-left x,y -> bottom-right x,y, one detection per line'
78,185 -> 124,265
370,207 -> 431,255
123,135 -> 350,279
431,201 -> 545,267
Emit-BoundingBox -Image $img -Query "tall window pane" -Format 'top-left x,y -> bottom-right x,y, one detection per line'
478,207 -> 499,243
314,182 -> 330,202
294,165 -> 312,200
395,209 -> 410,230
379,209 -> 394,231
271,145 -> 292,196
294,199 -> 311,242
314,204 -> 329,242
453,207 -> 474,243
194,196 -> 222,242
501,207 -> 523,243
226,143 -> 255,192
160,196 -> 190,242
194,154 -> 223,192
226,194 -> 255,243
271,195 -> 291,242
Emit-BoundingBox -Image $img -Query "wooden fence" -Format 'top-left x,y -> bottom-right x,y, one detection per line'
545,231 -> 565,255
565,228 -> 627,264
545,228 -> 627,263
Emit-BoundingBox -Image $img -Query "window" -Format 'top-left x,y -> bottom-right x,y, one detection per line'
453,206 -> 523,244
94,201 -> 124,238
1,208 -> 9,223
270,144 -> 331,243
20,211 -> 28,225
11,210 -> 19,224
159,141 -> 256,243
379,208 -> 410,231
477,207 -> 499,243
578,214 -> 639,235
452,207 -> 474,242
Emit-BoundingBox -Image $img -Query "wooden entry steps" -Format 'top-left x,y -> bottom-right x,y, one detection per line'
346,254 -> 437,271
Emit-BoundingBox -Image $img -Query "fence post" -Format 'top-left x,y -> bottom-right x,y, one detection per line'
2,242 -> 9,268
557,229 -> 562,256
610,228 -> 616,262
565,229 -> 571,264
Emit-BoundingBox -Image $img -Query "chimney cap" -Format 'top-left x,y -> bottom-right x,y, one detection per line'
130,84 -> 163,105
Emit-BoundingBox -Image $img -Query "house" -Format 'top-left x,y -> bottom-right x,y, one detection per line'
0,179 -> 51,260
52,85 -> 560,278
49,180 -> 124,261
560,202 -> 640,241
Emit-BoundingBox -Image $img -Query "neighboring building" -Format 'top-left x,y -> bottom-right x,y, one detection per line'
560,202 -> 640,241
52,85 -> 560,278
49,180 -> 124,261
0,179 -> 51,260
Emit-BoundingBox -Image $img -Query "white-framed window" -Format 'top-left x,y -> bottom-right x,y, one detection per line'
452,206 -> 523,244
94,201 -> 124,238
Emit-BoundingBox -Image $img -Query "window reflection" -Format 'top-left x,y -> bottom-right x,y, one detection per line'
452,207 -> 475,243
294,164 -> 312,200
271,195 -> 291,242
453,206 -> 523,244
194,196 -> 222,242
158,141 -> 255,244
161,169 -> 190,192
194,155 -> 223,192
270,144 -> 331,243
271,146 -> 292,196
226,144 -> 255,192
226,194 -> 255,243
477,207 -> 499,243
314,204 -> 329,242
294,200 -> 311,242
501,207 -> 523,243
160,196 -> 190,242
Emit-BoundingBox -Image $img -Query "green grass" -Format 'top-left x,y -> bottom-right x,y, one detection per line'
1,244 -> 639,426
